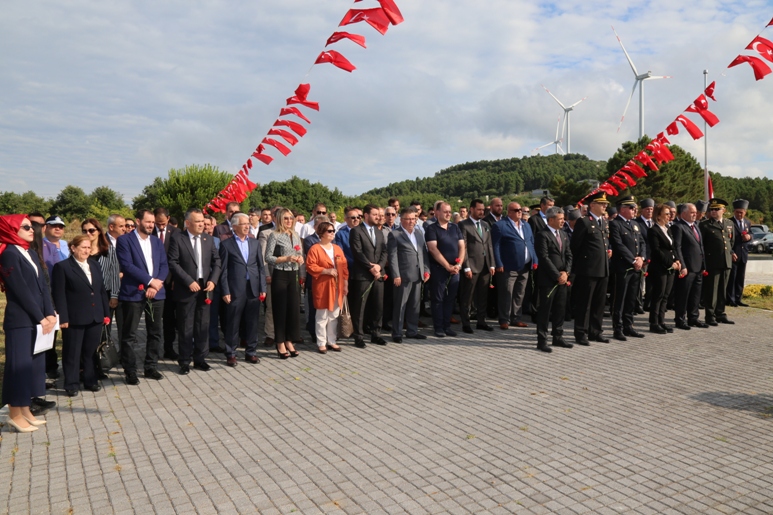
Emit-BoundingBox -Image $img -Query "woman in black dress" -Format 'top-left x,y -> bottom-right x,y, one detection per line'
648,204 -> 681,333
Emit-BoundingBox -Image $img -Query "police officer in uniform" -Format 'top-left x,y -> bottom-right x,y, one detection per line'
608,196 -> 647,341
700,198 -> 735,325
634,198 -> 655,313
570,192 -> 611,345
727,199 -> 751,307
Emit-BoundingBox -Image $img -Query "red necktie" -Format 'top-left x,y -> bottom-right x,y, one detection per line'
160,230 -> 165,243
691,224 -> 700,241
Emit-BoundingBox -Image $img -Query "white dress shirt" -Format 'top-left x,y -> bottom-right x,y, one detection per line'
136,231 -> 154,276
75,258 -> 92,284
189,233 -> 203,279
509,218 -> 530,262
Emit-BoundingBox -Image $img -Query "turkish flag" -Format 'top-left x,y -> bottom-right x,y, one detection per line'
704,81 -> 716,101
648,140 -> 674,162
274,119 -> 308,137
268,128 -> 299,146
279,107 -> 312,124
339,8 -> 391,35
644,144 -> 666,164
261,137 -> 292,156
286,96 -> 320,111
598,183 -> 619,196
315,50 -> 357,72
246,159 -> 253,169
236,171 -> 257,191
676,115 -> 704,140
686,95 -> 720,127
728,54 -> 772,81
326,31 -> 367,48
666,121 -> 680,136
252,151 -> 273,165
635,151 -> 659,171
295,84 -> 311,101
617,171 -> 637,187
746,36 -> 773,63
608,176 -> 627,191
708,177 -> 714,199
623,161 -> 647,178
378,0 -> 404,25
655,132 -> 671,145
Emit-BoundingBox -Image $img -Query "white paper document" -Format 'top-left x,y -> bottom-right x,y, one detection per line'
33,315 -> 60,355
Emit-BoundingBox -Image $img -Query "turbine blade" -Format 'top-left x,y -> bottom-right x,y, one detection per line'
557,142 -> 565,155
554,116 -> 562,141
644,75 -> 672,80
617,80 -> 638,133
541,84 -> 567,109
612,26 -> 639,77
569,96 -> 587,108
533,142 -> 554,153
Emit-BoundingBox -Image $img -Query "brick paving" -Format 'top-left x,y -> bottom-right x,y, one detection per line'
2,306 -> 773,514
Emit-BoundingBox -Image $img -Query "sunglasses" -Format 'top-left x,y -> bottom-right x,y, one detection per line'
325,229 -> 335,233
316,211 -> 327,215
282,217 -> 295,221
125,224 -> 135,228
50,225 -> 65,229
82,228 -> 98,234
710,208 -> 721,211
20,224 -> 33,231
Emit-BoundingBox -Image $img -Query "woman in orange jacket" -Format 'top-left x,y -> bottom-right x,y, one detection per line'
305,222 -> 349,353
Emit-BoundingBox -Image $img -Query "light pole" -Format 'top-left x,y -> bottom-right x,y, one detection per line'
703,69 -> 709,200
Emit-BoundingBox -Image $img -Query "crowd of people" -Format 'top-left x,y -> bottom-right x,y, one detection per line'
0,192 -> 753,433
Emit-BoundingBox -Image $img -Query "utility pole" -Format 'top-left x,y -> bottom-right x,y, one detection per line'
704,69 -> 709,200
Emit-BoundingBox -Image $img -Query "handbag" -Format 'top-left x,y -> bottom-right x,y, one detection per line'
98,324 -> 120,372
337,296 -> 353,339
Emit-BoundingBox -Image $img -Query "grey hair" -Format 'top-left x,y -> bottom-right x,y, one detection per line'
107,213 -> 124,227
679,203 -> 695,214
231,212 -> 249,225
546,207 -> 563,219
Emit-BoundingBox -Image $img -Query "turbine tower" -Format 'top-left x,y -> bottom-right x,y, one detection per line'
613,26 -> 671,140
541,85 -> 586,153
533,116 -> 564,156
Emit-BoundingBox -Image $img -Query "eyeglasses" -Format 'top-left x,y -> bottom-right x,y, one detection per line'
282,217 -> 295,221
347,216 -> 359,220
50,225 -> 65,230
125,224 -> 135,228
20,224 -> 33,231
325,229 -> 335,233
82,228 -> 98,234
710,207 -> 721,211
385,213 -> 396,217
316,211 -> 327,215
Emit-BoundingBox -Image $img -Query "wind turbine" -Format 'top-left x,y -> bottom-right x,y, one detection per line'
613,26 -> 671,139
541,85 -> 586,153
533,116 -> 564,155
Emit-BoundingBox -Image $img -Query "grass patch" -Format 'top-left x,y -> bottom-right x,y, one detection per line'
743,296 -> 773,311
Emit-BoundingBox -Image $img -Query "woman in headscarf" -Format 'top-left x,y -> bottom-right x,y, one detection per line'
0,215 -> 57,432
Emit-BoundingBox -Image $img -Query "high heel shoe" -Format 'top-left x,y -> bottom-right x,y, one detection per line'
275,343 -> 289,359
6,418 -> 39,433
23,416 -> 46,426
286,343 -> 299,358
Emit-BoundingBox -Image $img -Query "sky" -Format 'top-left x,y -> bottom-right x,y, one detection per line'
2,0 -> 773,201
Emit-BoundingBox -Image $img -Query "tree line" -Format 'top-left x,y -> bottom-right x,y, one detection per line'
3,140 -> 773,223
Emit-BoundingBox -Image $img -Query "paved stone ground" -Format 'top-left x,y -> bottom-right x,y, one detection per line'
2,306 -> 773,514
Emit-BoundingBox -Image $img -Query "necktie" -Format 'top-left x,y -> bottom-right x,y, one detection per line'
369,227 -> 375,245
691,224 -> 700,241
555,230 -> 562,250
476,221 -> 482,237
647,220 -> 652,228
160,230 -> 165,243
193,236 -> 202,279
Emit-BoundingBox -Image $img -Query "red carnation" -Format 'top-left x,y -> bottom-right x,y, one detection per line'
294,245 -> 301,252
742,231 -> 748,235
103,317 -> 111,325
566,281 -> 572,287
424,272 -> 430,279
259,293 -> 266,302
204,298 -> 212,305
702,271 -> 709,277
644,272 -> 649,277
138,284 -> 145,291
454,258 -> 461,264
489,284 -> 495,289
532,264 -> 538,270
647,259 -> 651,264
383,274 -> 388,281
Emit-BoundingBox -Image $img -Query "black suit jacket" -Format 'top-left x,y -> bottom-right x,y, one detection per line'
349,223 -> 387,282
167,230 -> 222,301
458,218 -> 494,274
634,216 -> 653,260
483,213 -> 501,228
570,215 -> 609,278
219,235 -> 266,298
647,225 -> 677,273
153,225 -> 178,252
535,228 -> 572,286
731,217 -> 751,263
672,219 -> 705,273
213,221 -> 232,241
51,257 -> 110,326
609,216 -> 647,274
528,212 -> 549,234
0,245 -> 55,329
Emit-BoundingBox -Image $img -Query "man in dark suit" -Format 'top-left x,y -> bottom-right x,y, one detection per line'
527,196 -> 554,235
212,202 -> 242,241
672,203 -> 707,329
535,207 -> 573,352
458,199 -> 495,333
219,213 -> 267,366
491,202 -> 537,330
634,198 -> 655,313
167,208 -> 222,375
608,196 -> 647,341
727,199 -> 752,307
483,197 -> 504,227
153,207 -> 179,361
700,198 -> 734,325
349,204 -> 388,348
116,209 -> 169,385
570,192 -> 611,345
387,207 -> 430,342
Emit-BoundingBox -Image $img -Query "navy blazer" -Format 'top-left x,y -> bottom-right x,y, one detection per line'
491,218 -> 538,271
731,217 -> 751,263
116,232 -> 169,302
51,257 -> 110,326
219,235 -> 267,298
0,245 -> 55,330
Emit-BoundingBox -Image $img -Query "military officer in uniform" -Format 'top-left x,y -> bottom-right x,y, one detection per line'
727,199 -> 751,307
570,191 -> 612,346
700,198 -> 735,325
608,196 -> 647,341
634,198 -> 655,313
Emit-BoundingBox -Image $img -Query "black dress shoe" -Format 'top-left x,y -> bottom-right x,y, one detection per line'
462,326 -> 474,334
163,351 -> 179,360
663,325 -> 674,333
97,371 -> 109,380
624,329 -> 645,338
126,372 -> 140,385
433,331 -> 446,338
737,301 -> 749,307
30,404 -> 47,417
675,321 -> 691,330
144,369 -> 164,380
476,324 -> 494,331
84,384 -> 102,392
649,325 -> 666,334
717,318 -> 735,324
591,335 -> 610,343
210,346 -> 226,354
635,307 -> 645,315
552,340 -> 573,348
706,320 -> 718,326
537,345 -> 553,353
392,337 -> 403,343
32,397 -> 56,410
179,365 -> 191,375
405,333 -> 427,340
613,331 -> 627,341
354,339 -> 367,348
726,300 -> 737,307
383,324 -> 392,332
66,389 -> 79,397
445,329 -> 457,337
193,362 -> 212,372
575,337 -> 591,346
371,335 -> 387,345
688,320 -> 709,328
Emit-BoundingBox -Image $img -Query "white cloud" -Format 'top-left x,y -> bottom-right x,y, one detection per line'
1,0 -> 773,201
